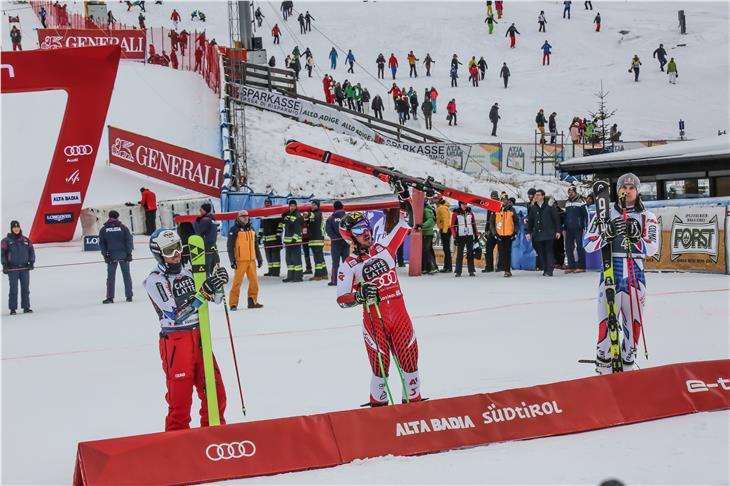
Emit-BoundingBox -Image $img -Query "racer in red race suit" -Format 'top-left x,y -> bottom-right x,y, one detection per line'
336,209 -> 422,406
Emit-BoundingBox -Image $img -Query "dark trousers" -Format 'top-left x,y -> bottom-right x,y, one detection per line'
145,209 -> 157,235
484,234 -> 499,271
554,236 -> 565,268
330,240 -> 350,284
491,121 -> 498,136
421,235 -> 436,273
451,77 -> 457,87
106,260 -> 133,300
7,269 -> 30,311
565,229 -> 586,269
448,113 -> 457,125
534,239 -> 555,275
497,237 -> 513,272
302,243 -> 312,271
539,22 -> 545,32
285,244 -> 303,281
409,65 -> 417,77
455,235 -> 475,275
377,65 -> 384,78
425,64 -> 431,76
503,76 -> 508,88
440,231 -> 452,270
264,244 -> 281,276
374,109 -> 383,120
397,243 -> 405,266
424,114 -> 432,129
634,67 -> 640,81
310,244 -> 327,277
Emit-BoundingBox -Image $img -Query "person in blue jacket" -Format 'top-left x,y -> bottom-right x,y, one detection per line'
345,49 -> 356,73
99,210 -> 134,304
329,47 -> 338,69
1,220 -> 35,314
541,40 -> 552,65
193,203 -> 219,275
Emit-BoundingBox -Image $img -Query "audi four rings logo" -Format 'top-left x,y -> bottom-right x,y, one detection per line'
205,441 -> 256,461
64,145 -> 93,157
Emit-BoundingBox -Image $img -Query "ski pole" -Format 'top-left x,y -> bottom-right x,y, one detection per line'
221,291 -> 247,415
621,203 -> 639,365
372,300 -> 409,403
628,256 -> 649,360
365,302 -> 394,405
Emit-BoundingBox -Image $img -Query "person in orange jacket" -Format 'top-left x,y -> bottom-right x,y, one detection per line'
227,210 -> 263,310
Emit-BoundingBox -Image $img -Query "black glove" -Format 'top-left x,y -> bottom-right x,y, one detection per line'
201,267 -> 229,296
626,218 -> 642,243
2,266 -> 8,275
231,261 -> 237,269
355,282 -> 379,304
389,177 -> 410,201
604,218 -> 626,241
125,254 -> 133,262
257,260 -> 262,268
104,254 -> 111,264
28,264 -> 34,270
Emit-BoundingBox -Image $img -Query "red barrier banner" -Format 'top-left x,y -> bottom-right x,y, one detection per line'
38,29 -> 146,60
1,46 -> 120,243
108,126 -> 224,198
73,360 -> 730,485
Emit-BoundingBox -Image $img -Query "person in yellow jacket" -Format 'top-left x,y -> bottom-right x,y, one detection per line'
435,197 -> 452,272
407,50 -> 419,77
227,210 -> 263,310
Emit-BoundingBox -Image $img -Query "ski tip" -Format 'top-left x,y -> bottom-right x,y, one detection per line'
285,139 -> 297,146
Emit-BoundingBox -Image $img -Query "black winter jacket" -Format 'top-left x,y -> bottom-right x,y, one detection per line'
194,213 -> 219,249
99,218 -> 134,261
1,232 -> 35,269
526,201 -> 561,241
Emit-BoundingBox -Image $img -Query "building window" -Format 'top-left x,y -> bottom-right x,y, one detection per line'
664,178 -> 710,199
639,182 -> 657,201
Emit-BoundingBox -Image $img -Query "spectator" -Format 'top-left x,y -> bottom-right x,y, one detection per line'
430,86 -> 439,113
408,50 -> 419,77
334,82 -> 344,107
191,10 -> 206,22
325,201 -> 348,286
376,53 -> 386,78
563,0 -> 572,19
421,199 -> 437,274
306,55 -> 315,77
194,46 -> 204,73
610,123 -> 622,142
254,7 -> 264,27
541,40 -> 552,66
306,200 -> 328,280
397,95 -> 409,125
1,221 -> 35,314
409,89 -> 419,120
227,210 -> 263,310
423,53 -> 434,76
447,98 -> 457,126
478,56 -> 488,80
594,12 -> 601,32
107,9 -> 117,27
585,1 -> 593,9
39,6 -> 47,28
345,49 -> 355,73
499,62 -> 510,88
548,111 -> 557,143
361,88 -> 371,115
372,94 -> 384,119
99,210 -> 134,304
422,94 -> 433,130
553,197 -> 566,270
667,57 -> 678,84
536,108 -> 547,144
538,10 -> 547,32
451,201 -> 478,277
10,26 -> 22,51
653,43 -> 668,71
329,47 -> 338,69
297,13 -> 306,34
629,54 -> 642,82
301,210 -> 313,274
170,48 -> 179,69
482,190 -> 500,272
282,199 -> 304,283
505,23 -> 520,48
138,187 -> 157,235
563,186 -> 588,273
272,23 -> 281,44
178,30 -> 189,56
490,197 -> 519,277
484,13 -> 498,35
259,199 -> 283,277
526,189 -> 561,276
305,11 -> 315,32
570,117 -> 581,144
290,55 -> 301,80
489,102 -> 500,136
388,53 -> 399,79
435,197 -> 452,272
495,0 -> 503,18
193,203 -> 219,275
138,12 -> 146,29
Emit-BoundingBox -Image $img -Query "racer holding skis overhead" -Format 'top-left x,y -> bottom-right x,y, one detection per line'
336,182 -> 422,406
143,228 -> 229,430
584,173 -> 658,374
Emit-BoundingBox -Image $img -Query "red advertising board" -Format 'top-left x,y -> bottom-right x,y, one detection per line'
1,46 -> 120,243
108,126 -> 224,198
38,29 -> 146,60
74,359 -> 730,485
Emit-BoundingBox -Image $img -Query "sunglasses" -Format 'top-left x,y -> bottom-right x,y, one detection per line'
161,241 -> 183,258
351,220 -> 371,236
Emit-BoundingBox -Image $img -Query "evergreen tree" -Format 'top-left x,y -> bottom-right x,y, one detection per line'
587,81 -> 617,146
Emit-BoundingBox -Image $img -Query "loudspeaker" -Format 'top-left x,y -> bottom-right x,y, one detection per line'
251,36 -> 263,50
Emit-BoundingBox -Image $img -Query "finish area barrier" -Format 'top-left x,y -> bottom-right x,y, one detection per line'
74,359 -> 730,485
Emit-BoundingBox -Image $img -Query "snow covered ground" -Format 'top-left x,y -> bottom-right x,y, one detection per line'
1,241 -> 728,484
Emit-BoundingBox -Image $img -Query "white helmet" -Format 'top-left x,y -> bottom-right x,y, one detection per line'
149,228 -> 182,264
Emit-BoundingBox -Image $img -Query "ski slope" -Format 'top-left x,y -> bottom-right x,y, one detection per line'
1,241 -> 728,484
81,0 -> 730,142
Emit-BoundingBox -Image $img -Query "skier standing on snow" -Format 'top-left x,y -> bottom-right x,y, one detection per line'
336,190 -> 423,406
629,54 -> 642,82
144,228 -> 229,431
388,53 -> 399,79
489,102 -> 500,136
583,173 -> 659,374
538,10 -> 547,32
506,23 -> 520,48
653,43 -> 667,71
500,62 -> 510,88
423,53 -> 434,76
667,57 -> 678,84
376,53 -> 386,79
541,40 -> 552,66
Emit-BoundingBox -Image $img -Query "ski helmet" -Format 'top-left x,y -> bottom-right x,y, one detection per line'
338,211 -> 371,244
149,228 -> 183,264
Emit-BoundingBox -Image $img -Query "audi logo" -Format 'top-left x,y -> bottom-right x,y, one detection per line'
64,145 -> 93,157
205,440 -> 256,461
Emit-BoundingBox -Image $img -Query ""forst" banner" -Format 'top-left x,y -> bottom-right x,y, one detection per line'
38,29 -> 146,60
108,126 -> 224,198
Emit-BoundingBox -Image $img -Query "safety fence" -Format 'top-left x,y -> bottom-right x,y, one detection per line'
73,359 -> 730,485
29,1 -> 221,95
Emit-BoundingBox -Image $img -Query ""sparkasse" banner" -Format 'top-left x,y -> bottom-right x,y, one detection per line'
38,29 -> 146,60
108,126 -> 224,197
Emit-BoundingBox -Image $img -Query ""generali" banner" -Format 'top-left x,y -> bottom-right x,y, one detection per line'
108,126 -> 224,197
38,29 -> 145,60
